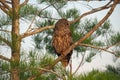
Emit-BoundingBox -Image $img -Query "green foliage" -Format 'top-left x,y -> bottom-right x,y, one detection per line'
19,50 -> 58,80
33,19 -> 55,53
0,16 -> 11,27
0,0 -> 119,80
1,50 -> 120,80
76,70 -> 120,80
20,4 -> 38,18
33,4 -> 81,53
85,52 -> 96,62
96,20 -> 112,36
60,8 -> 80,19
0,15 -> 11,45
109,32 -> 120,45
0,60 -> 10,80
106,65 -> 120,75
38,54 -> 54,68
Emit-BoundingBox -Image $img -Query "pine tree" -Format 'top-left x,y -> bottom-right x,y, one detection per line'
0,0 -> 120,80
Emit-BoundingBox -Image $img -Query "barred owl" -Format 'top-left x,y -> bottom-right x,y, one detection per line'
52,18 -> 73,67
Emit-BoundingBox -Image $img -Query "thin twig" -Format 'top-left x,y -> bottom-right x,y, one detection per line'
0,29 -> 11,33
21,25 -> 54,38
24,2 -> 116,79
50,2 -> 62,18
0,0 -> 12,12
69,0 -> 112,24
80,43 -> 116,55
0,5 -> 9,15
0,35 -> 12,47
5,1 -> 12,4
72,51 -> 86,75
20,0 -> 29,8
27,67 -> 65,80
24,1 -> 57,34
105,41 -> 120,49
39,16 -> 59,20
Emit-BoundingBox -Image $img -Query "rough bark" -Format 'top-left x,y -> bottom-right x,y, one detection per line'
11,0 -> 21,80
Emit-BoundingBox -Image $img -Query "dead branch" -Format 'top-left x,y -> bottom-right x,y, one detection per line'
0,55 -> 11,61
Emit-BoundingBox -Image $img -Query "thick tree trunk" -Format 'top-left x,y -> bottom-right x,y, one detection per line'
11,0 -> 21,80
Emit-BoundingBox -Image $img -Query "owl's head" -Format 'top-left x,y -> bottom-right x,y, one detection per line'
55,18 -> 70,30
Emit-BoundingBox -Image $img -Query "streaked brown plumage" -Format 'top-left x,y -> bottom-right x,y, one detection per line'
52,18 -> 73,67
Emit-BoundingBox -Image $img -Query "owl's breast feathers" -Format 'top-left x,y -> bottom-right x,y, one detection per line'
52,30 -> 72,55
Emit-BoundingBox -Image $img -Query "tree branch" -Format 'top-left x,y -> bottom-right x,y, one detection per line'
21,1 -> 57,39
0,35 -> 12,47
23,1 -> 57,37
0,0 -> 12,12
26,67 -> 65,80
20,0 -> 29,8
105,41 -> 120,49
80,43 -> 115,55
72,51 -> 86,75
0,29 -> 11,33
21,1 -> 113,39
21,26 -> 54,38
5,1 -> 12,4
69,0 -> 112,24
24,3 -> 117,79
0,55 -> 11,61
36,2 -> 117,75
0,5 -> 9,15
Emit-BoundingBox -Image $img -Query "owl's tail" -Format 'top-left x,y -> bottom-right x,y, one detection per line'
61,52 -> 72,67
61,58 -> 69,67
